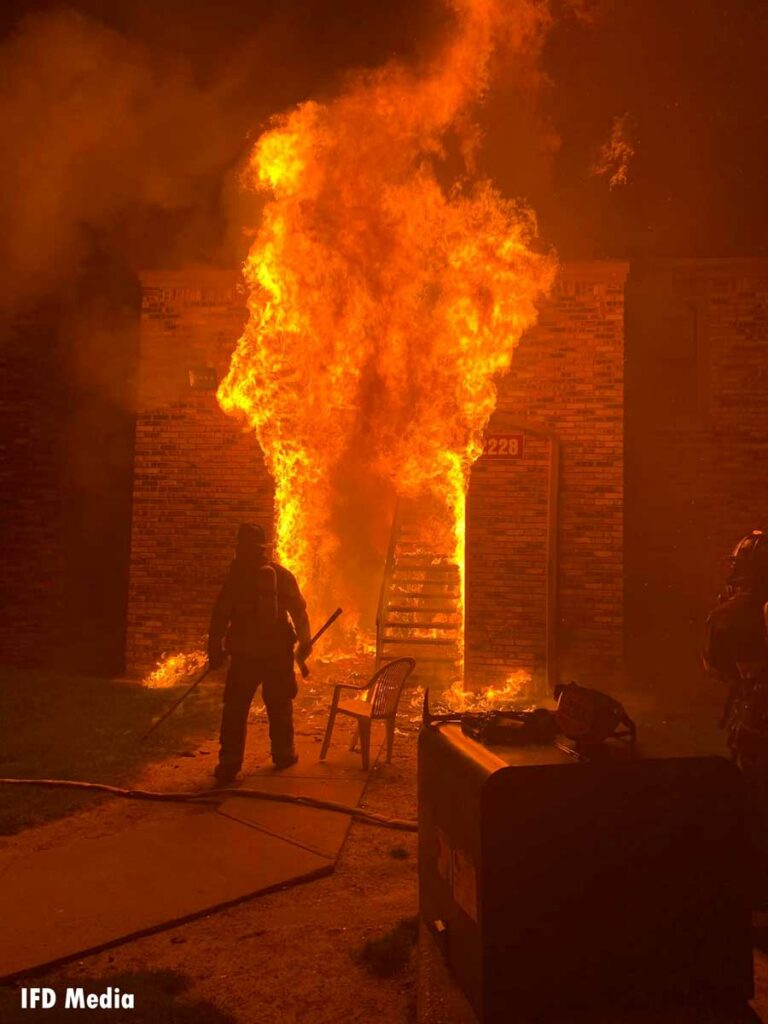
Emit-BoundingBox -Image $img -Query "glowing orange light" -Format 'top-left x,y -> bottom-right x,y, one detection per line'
218,0 -> 556,667
142,649 -> 207,689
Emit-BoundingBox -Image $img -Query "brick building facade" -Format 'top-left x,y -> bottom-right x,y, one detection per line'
126,262 -> 627,686
625,259 -> 768,696
7,258 -> 761,690
465,262 -> 627,692
0,306 -> 68,667
1,263 -> 138,675
125,270 -> 273,674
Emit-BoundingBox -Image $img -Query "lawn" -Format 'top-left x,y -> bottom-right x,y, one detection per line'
0,668 -> 222,834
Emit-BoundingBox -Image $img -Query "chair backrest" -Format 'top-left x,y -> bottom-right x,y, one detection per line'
369,658 -> 416,718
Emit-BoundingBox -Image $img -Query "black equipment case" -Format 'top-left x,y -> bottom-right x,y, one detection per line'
418,722 -> 753,1022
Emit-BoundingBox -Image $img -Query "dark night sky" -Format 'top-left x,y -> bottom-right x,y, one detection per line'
1,0 -> 767,281
538,0 -> 768,258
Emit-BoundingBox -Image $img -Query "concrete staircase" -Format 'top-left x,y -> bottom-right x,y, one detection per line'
376,501 -> 462,688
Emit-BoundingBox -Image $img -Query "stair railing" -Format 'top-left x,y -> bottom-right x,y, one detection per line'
375,498 -> 401,671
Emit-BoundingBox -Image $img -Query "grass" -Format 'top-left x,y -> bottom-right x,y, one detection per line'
357,916 -> 420,978
0,668 -> 222,835
388,845 -> 410,860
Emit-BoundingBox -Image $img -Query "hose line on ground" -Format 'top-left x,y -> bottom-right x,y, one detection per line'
0,777 -> 418,832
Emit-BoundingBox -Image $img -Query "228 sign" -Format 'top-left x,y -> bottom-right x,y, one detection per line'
482,433 -> 524,459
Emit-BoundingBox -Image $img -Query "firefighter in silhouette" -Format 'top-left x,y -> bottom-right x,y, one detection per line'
704,531 -> 768,907
208,523 -> 312,783
704,531 -> 768,690
704,530 -> 768,774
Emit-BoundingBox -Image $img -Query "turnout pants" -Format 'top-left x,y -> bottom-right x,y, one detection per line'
219,651 -> 297,771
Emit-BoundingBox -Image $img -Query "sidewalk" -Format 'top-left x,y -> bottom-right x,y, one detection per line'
0,738 -> 373,980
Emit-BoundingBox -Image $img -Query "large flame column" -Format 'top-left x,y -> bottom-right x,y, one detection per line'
218,0 -> 556,641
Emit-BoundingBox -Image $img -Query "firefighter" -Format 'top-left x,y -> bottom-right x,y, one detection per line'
208,523 -> 312,784
703,530 -> 768,690
704,531 -> 768,906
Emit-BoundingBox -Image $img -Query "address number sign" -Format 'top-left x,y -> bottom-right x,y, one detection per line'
482,433 -> 524,459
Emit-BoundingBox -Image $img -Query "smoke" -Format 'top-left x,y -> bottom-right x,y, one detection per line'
0,8 -> 252,313
0,2 -> 460,318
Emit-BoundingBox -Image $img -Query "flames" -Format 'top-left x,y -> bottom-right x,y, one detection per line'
409,668 -> 531,715
143,649 -> 207,689
440,669 -> 532,711
217,0 -> 556,651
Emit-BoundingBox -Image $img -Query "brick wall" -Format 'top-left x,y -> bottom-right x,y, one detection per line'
125,270 -> 273,676
8,258 -> 762,685
466,261 -> 627,692
625,259 -> 768,697
0,308 -> 67,665
1,264 -> 140,675
129,263 -> 627,686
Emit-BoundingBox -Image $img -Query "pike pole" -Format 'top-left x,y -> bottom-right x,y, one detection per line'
140,607 -> 344,742
297,606 -> 343,678
140,664 -> 213,743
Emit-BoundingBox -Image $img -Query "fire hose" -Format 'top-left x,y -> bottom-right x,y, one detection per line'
0,609 -> 419,831
0,777 -> 418,832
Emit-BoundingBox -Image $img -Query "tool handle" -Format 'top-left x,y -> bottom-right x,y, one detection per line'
309,607 -> 343,646
140,664 -> 212,742
297,607 -> 343,678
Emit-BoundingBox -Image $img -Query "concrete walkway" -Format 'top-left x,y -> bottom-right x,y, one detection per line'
0,739 -> 373,980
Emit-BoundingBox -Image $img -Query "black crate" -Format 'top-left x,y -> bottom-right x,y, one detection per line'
418,723 -> 754,1022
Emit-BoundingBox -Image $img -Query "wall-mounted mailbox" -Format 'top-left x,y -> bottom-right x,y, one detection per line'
187,367 -> 218,391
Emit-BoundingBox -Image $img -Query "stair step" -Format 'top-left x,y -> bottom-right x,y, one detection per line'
394,557 -> 455,563
413,661 -> 460,667
385,614 -> 459,623
392,572 -> 458,581
388,591 -> 461,599
390,585 -> 460,594
378,507 -> 465,671
385,604 -> 460,614
395,551 -> 456,560
395,545 -> 439,551
382,655 -> 456,663
391,575 -> 459,584
393,581 -> 460,589
394,560 -> 457,570
383,622 -> 460,631
381,636 -> 459,647
382,659 -> 459,668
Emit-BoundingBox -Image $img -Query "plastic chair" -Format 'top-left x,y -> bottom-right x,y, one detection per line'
319,658 -> 416,770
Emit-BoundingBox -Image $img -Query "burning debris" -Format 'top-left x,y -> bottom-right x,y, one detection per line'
410,668 -> 532,717
592,112 -> 635,189
442,669 -> 532,711
217,0 -> 556,648
142,649 -> 207,689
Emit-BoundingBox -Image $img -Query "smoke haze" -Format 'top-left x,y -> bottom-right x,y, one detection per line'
0,1 -> 456,316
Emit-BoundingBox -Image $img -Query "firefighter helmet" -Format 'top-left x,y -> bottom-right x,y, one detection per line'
235,522 -> 270,563
728,530 -> 768,589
